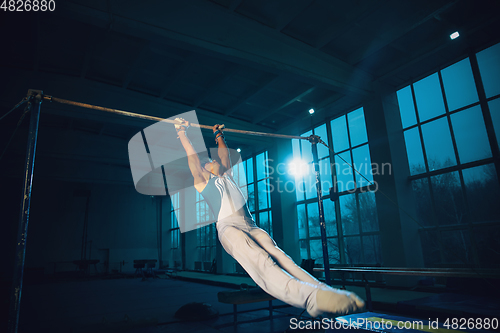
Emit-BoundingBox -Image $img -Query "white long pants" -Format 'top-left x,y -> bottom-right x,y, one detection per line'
218,222 -> 329,317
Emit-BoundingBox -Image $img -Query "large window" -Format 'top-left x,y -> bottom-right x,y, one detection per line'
169,192 -> 180,250
292,108 -> 381,266
397,43 -> 500,268
234,151 -> 273,236
195,191 -> 216,269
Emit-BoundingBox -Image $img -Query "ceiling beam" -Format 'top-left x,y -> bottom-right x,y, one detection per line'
192,65 -> 239,108
375,13 -> 499,84
159,53 -> 198,99
80,48 -> 92,79
57,0 -> 373,97
224,75 -> 278,116
275,0 -> 315,31
317,93 -> 343,110
228,0 -> 243,12
278,94 -> 346,135
34,14 -> 41,72
349,0 -> 460,64
98,124 -> 106,136
122,41 -> 151,89
149,44 -> 187,62
80,30 -> 111,79
252,86 -> 315,124
313,0 -> 385,50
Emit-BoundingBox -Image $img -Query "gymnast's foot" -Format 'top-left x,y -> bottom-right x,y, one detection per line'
316,288 -> 365,316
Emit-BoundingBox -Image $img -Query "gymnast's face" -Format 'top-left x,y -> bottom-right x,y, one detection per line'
204,159 -> 220,175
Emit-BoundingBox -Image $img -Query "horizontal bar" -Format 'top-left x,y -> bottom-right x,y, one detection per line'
44,95 -> 308,140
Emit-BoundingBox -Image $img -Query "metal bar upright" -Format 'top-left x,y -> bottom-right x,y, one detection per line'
310,136 -> 331,285
363,274 -> 373,311
8,90 -> 43,333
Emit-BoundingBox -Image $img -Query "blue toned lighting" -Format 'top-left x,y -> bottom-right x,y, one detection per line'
309,108 -> 315,114
237,148 -> 241,153
450,31 -> 459,40
288,158 -> 309,176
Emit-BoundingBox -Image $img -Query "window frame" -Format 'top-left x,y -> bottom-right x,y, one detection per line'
169,192 -> 180,250
293,108 -> 381,266
397,48 -> 500,267
241,150 -> 273,236
195,190 -> 217,265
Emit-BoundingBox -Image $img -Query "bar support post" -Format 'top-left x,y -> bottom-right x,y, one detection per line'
8,90 -> 43,333
310,135 -> 331,285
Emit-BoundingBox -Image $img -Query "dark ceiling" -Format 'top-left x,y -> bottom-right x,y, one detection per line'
1,0 -> 500,161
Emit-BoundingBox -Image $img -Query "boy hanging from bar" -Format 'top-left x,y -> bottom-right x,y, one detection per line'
174,117 -> 365,317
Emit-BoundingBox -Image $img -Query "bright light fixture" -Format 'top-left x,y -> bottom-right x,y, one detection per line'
309,108 -> 315,114
450,31 -> 459,40
236,148 -> 241,153
288,158 -> 309,176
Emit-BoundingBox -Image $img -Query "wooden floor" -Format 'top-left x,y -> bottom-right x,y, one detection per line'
19,275 -> 305,333
16,271 -> 498,333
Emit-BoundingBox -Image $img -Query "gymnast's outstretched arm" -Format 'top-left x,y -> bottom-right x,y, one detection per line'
175,118 -> 207,192
213,124 -> 232,175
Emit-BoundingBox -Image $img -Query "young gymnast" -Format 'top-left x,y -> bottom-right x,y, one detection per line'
175,118 -> 365,317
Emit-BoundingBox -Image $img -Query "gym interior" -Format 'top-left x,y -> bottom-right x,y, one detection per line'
1,1 -> 499,332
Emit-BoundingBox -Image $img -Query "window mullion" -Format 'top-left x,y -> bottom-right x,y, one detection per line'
326,120 -> 345,264
410,84 -> 431,174
345,115 -> 357,190
469,52 -> 500,182
355,193 -> 365,263
439,71 -> 471,227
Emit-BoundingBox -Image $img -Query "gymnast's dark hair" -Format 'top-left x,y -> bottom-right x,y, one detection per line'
198,151 -> 213,166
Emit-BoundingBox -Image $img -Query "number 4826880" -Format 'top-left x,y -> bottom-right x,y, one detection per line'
1,0 -> 56,11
